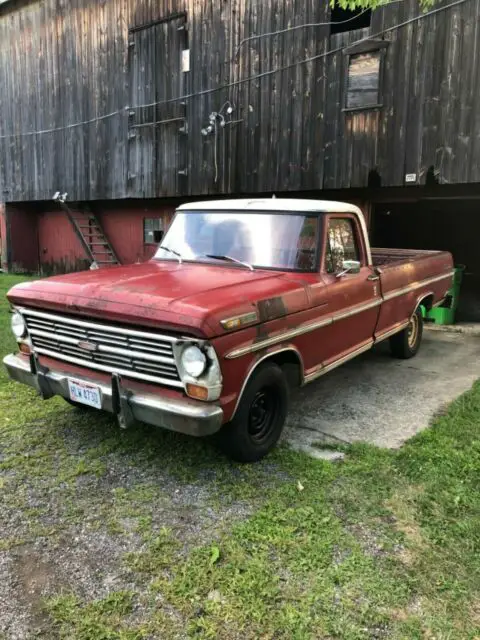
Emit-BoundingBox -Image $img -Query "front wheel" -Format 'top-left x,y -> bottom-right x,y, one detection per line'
217,362 -> 289,463
389,308 -> 423,359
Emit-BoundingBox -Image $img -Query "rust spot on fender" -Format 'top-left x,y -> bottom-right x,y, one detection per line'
257,296 -> 287,322
254,322 -> 270,343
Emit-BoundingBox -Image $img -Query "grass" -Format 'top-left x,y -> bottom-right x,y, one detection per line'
0,273 -> 479,639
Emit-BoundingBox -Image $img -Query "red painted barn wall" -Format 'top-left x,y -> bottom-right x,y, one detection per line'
38,209 -> 88,274
8,205 -> 39,272
97,204 -> 176,265
37,202 -> 176,273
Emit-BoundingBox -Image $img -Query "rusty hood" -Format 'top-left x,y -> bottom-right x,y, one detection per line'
7,261 -> 309,338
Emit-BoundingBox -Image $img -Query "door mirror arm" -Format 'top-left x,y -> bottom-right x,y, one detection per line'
336,260 -> 361,278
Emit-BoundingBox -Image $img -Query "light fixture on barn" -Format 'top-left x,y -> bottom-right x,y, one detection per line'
200,101 -> 235,136
200,102 -> 238,183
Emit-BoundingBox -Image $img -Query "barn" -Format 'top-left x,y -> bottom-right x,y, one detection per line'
0,0 -> 479,319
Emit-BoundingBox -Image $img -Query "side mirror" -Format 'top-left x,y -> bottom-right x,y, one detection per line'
153,229 -> 164,243
336,260 -> 361,277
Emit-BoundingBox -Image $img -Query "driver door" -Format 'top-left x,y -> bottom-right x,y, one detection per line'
316,214 -> 381,365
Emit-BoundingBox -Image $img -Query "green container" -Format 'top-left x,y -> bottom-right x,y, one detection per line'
426,306 -> 456,325
425,265 -> 465,325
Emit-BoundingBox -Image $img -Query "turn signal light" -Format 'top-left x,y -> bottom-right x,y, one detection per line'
220,311 -> 258,331
19,343 -> 31,355
186,383 -> 209,401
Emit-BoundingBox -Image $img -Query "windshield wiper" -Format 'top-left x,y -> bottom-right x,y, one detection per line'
204,254 -> 254,271
159,246 -> 182,264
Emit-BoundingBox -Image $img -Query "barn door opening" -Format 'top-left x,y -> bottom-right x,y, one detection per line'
372,198 -> 480,322
127,13 -> 188,197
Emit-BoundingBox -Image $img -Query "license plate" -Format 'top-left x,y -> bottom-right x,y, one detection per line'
68,379 -> 102,410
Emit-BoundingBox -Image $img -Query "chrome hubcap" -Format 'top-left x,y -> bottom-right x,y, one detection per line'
407,314 -> 419,348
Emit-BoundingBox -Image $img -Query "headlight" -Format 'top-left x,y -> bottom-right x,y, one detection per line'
181,345 -> 207,378
11,311 -> 26,339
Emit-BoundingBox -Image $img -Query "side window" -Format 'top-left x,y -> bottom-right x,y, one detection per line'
325,218 -> 360,274
144,218 -> 163,244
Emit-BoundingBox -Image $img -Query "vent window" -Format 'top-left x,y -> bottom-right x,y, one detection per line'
331,5 -> 371,34
144,218 -> 164,244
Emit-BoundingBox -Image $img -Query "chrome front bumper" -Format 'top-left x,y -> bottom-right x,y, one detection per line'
3,353 -> 223,437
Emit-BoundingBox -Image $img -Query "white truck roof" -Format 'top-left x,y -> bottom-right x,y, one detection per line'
176,198 -> 372,265
177,197 -> 363,215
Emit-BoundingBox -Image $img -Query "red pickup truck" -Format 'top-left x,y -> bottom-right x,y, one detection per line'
4,199 -> 454,461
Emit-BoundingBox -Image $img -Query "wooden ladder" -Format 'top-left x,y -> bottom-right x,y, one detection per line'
64,206 -> 120,268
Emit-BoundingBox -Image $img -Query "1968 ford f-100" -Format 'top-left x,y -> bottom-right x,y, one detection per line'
4,199 -> 454,461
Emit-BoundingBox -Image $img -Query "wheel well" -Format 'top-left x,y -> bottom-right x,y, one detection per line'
231,349 -> 303,420
417,294 -> 434,312
261,349 -> 303,388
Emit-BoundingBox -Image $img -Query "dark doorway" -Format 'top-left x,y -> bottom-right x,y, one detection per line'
372,199 -> 480,321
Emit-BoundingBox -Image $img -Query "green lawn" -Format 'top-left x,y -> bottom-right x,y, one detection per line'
0,273 -> 479,639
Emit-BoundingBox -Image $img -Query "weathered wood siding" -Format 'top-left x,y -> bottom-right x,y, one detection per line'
0,0 -> 478,202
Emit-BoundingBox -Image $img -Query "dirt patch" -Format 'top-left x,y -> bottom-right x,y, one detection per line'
470,598 -> 480,628
10,545 -> 60,634
385,485 -> 426,563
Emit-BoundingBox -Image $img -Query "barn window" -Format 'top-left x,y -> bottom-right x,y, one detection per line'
144,218 -> 164,244
346,50 -> 381,110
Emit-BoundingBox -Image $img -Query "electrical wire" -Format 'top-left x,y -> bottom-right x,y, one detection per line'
135,0 -> 469,111
0,0 -> 470,140
213,119 -> 218,183
0,108 -> 128,139
233,6 -> 373,59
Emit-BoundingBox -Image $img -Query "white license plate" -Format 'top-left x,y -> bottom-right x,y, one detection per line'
68,379 -> 102,410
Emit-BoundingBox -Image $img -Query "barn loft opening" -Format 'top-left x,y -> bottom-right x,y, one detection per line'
330,4 -> 372,34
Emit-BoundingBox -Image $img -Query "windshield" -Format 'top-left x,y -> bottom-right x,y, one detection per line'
154,211 -> 320,271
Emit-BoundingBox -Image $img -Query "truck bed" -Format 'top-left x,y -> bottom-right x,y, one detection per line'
371,247 -> 446,267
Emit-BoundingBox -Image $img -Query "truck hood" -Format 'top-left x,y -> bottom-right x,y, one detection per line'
7,261 -> 309,338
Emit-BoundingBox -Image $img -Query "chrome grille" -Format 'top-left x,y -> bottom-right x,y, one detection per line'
21,307 -> 183,388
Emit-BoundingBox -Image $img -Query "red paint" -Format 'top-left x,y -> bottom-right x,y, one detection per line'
36,204 -> 174,271
97,205 -> 174,264
7,205 -> 39,272
37,206 -> 175,271
7,206 -> 454,428
38,209 -> 85,272
4,201 -> 175,273
8,261 -> 294,337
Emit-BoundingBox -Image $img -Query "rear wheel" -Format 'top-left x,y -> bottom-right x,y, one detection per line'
389,308 -> 423,359
217,362 -> 289,462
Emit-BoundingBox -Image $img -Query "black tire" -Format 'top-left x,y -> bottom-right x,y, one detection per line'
389,308 -> 423,359
217,362 -> 289,463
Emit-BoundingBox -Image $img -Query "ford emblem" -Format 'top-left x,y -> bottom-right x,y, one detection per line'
77,340 -> 99,352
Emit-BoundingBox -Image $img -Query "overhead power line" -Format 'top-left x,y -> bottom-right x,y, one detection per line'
0,0 -> 470,140
136,0 -> 469,110
0,109 -> 129,139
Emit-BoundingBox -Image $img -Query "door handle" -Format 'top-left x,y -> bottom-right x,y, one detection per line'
367,274 -> 380,281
